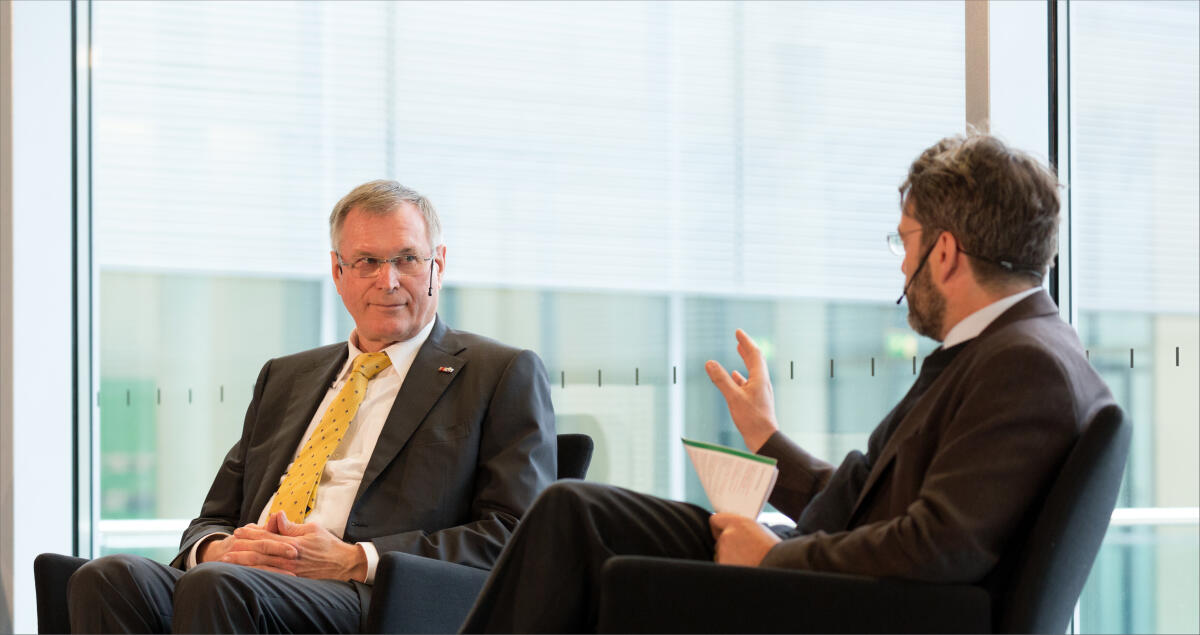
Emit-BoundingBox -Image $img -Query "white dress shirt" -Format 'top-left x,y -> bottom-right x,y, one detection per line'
187,317 -> 436,583
942,286 -> 1042,348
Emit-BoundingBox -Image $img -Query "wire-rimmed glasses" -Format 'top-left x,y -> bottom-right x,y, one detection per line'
337,253 -> 433,278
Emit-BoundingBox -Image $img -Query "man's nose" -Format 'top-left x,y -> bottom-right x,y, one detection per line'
375,262 -> 402,289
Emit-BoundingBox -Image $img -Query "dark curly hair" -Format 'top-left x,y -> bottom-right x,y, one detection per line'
899,133 -> 1061,288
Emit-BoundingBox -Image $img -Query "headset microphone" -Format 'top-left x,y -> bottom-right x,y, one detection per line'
427,256 -> 436,297
896,243 -> 935,305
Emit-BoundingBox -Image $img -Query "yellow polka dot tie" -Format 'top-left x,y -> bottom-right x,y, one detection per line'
269,352 -> 392,523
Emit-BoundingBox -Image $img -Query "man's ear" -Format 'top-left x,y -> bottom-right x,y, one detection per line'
330,251 -> 343,290
433,245 -> 447,288
932,231 -> 961,285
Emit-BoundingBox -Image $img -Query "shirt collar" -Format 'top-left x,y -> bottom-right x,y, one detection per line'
942,286 -> 1042,349
342,317 -> 437,381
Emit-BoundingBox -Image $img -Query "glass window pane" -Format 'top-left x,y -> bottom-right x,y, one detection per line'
97,272 -> 323,556
439,287 -> 672,493
1070,0 -> 1199,522
1069,1 -> 1199,632
92,2 -> 964,537
1079,524 -> 1200,634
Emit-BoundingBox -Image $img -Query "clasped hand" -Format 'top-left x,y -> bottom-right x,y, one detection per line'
199,511 -> 367,581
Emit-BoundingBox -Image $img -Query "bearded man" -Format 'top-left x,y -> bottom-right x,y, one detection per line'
459,133 -> 1115,633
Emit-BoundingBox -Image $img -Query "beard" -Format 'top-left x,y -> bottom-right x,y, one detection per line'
906,262 -> 947,341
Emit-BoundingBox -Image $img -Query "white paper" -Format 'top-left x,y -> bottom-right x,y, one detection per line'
683,438 -> 779,518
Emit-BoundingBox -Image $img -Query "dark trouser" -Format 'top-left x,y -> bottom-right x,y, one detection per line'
460,480 -> 716,633
67,554 -> 361,634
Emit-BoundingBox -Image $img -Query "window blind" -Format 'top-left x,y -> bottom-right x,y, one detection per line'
94,0 -> 966,304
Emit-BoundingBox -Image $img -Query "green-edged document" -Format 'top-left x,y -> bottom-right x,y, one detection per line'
682,438 -> 779,518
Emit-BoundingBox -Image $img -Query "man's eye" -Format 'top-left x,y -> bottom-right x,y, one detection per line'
360,257 -> 382,267
402,255 -> 419,264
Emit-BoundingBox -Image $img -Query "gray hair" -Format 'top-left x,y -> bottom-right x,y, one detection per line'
899,133 -> 1061,289
328,180 -> 443,252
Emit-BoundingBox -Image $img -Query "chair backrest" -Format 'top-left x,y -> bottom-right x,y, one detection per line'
992,403 -> 1130,634
556,433 -> 594,480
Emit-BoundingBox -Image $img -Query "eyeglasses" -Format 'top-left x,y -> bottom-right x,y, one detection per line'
337,253 -> 433,278
883,231 -> 1044,281
886,228 -> 922,256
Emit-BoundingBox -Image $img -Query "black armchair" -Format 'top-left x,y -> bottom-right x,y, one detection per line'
33,554 -> 87,634
553,432 -> 595,483
33,433 -> 593,634
596,404 -> 1130,634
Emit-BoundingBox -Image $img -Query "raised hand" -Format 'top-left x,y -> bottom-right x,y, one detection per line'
704,329 -> 780,452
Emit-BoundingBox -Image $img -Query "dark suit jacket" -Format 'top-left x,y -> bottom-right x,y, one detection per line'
170,316 -> 557,578
759,291 -> 1113,582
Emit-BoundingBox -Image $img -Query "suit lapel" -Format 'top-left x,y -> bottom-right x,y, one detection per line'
249,347 -> 348,520
847,421 -> 915,520
354,318 -> 466,502
841,290 -> 1059,525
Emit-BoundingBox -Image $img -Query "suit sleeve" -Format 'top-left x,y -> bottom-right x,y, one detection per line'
758,431 -> 836,520
760,344 -> 1078,582
168,359 -> 273,569
368,349 -> 557,568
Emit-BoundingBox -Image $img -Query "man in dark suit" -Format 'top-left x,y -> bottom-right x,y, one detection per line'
68,180 -> 557,633
461,133 -> 1115,632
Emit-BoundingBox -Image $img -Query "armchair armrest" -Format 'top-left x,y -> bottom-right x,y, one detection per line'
34,553 -> 89,634
597,556 -> 991,634
364,552 -> 490,634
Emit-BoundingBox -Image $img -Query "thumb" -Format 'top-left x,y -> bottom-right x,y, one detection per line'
279,512 -> 301,534
272,510 -> 302,535
708,512 -> 735,538
264,511 -> 282,534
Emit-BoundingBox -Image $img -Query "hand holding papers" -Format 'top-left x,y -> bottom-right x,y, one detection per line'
683,438 -> 779,519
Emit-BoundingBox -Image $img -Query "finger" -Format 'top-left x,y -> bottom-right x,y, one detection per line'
233,526 -> 290,542
229,538 -> 298,559
709,513 -> 736,537
274,510 -> 292,530
228,529 -> 299,554
710,512 -> 739,525
268,510 -> 300,535
735,329 -> 770,378
233,525 -> 263,538
731,370 -> 747,386
705,360 -> 737,397
279,520 -> 319,537
275,512 -> 308,536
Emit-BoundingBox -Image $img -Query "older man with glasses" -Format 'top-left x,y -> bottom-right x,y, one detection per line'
68,180 -> 557,633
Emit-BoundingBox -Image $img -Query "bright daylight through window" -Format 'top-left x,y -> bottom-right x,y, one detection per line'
82,2 -> 1196,633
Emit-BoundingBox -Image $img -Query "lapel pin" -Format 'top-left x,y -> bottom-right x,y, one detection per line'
438,366 -> 455,374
